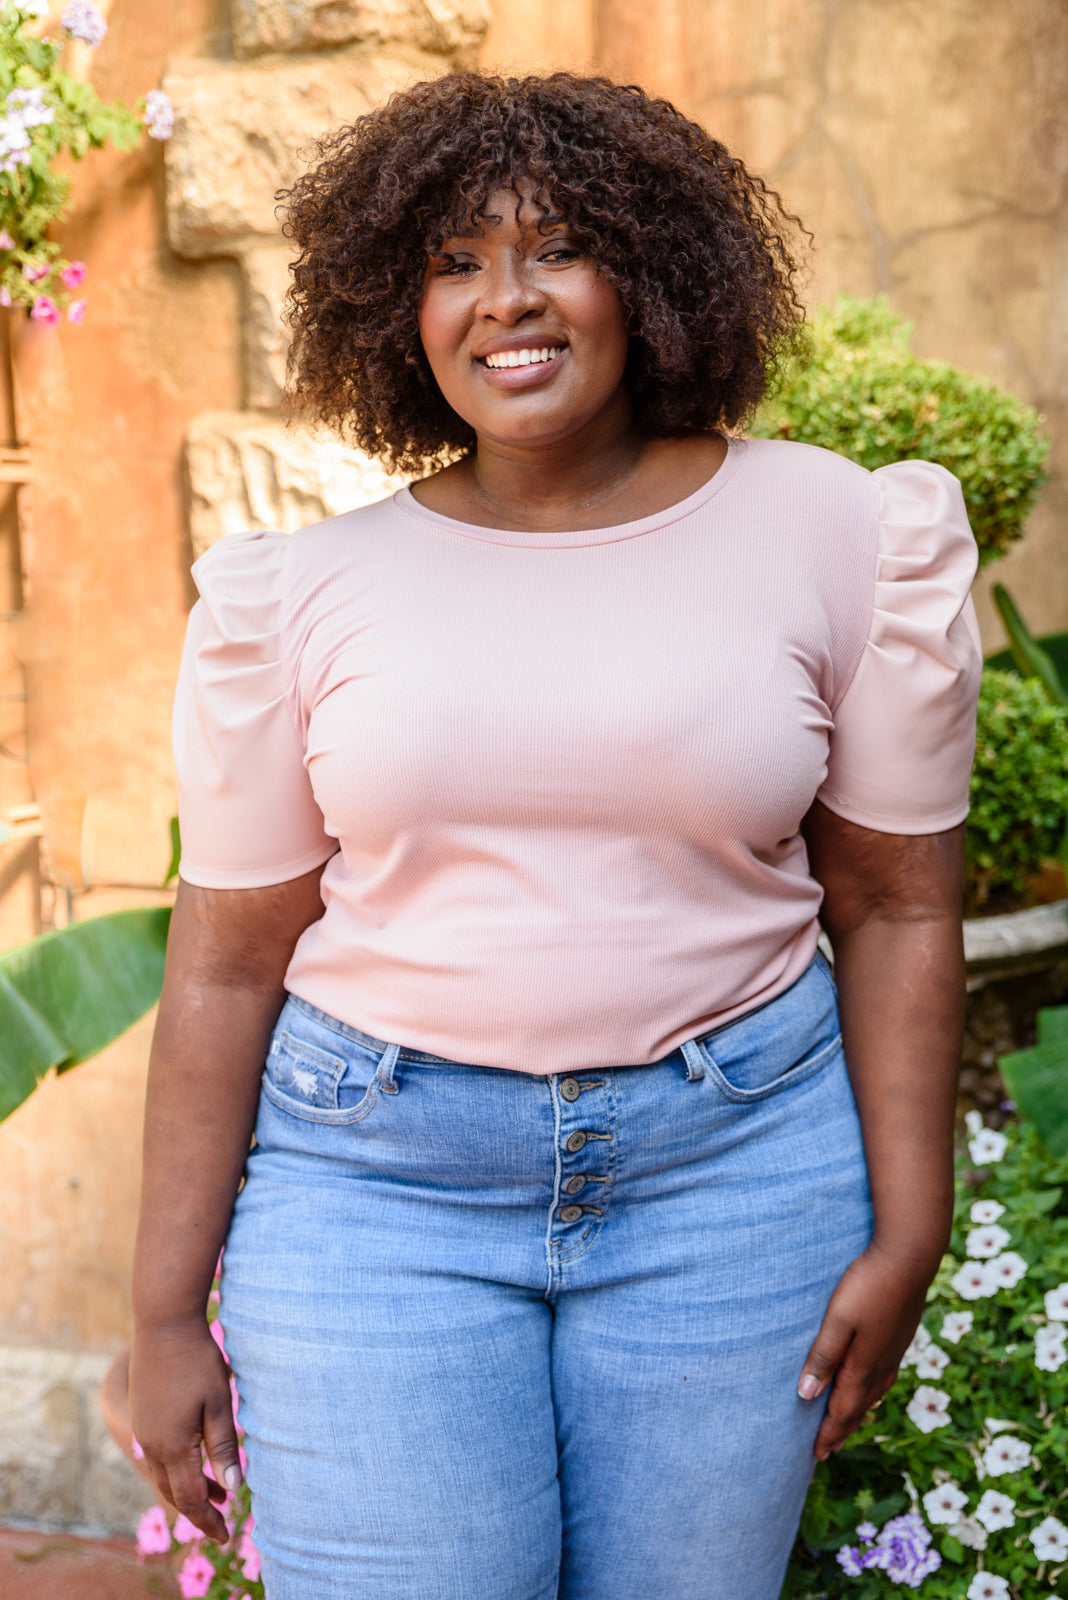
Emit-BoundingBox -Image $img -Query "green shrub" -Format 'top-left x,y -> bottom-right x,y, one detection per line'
753,297 -> 1050,567
965,670 -> 1068,904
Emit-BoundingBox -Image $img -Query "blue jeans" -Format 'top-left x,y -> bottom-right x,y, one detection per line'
220,954 -> 871,1599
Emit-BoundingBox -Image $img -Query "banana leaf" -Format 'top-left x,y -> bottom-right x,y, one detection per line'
999,1005 -> 1068,1159
0,907 -> 171,1122
991,583 -> 1068,707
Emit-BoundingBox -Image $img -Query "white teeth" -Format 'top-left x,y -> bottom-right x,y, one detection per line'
484,346 -> 563,369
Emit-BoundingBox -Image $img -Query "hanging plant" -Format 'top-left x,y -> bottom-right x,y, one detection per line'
0,0 -> 173,325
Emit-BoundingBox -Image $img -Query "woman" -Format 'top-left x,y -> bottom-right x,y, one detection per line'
130,72 -> 981,1600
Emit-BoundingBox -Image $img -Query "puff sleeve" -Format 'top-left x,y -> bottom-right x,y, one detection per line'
172,530 -> 337,887
816,460 -> 982,834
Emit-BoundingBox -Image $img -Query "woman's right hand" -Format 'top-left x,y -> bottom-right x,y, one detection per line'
129,1321 -> 243,1543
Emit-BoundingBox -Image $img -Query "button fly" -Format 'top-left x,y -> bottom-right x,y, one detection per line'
564,1174 -> 587,1195
560,1077 -> 581,1102
565,1130 -> 587,1153
559,1205 -> 584,1222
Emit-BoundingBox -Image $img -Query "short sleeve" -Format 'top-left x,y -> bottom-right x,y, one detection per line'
816,460 -> 982,834
172,530 -> 337,888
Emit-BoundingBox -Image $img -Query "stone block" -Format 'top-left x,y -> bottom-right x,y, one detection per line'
241,244 -> 295,409
186,410 -> 408,557
163,50 -> 430,257
0,1345 -> 154,1535
231,0 -> 491,59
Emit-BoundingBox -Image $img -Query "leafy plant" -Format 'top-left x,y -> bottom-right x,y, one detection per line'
753,297 -> 1050,568
0,0 -> 172,322
964,670 -> 1068,908
786,1114 -> 1068,1598
992,586 -> 1068,711
999,1008 -> 1068,1162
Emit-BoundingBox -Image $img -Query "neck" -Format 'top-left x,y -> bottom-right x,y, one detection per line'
466,393 -> 649,529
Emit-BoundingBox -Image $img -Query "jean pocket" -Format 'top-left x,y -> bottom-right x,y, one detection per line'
695,957 -> 842,1103
262,1001 -> 392,1125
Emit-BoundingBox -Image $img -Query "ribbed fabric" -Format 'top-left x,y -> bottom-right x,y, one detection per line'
173,437 -> 981,1074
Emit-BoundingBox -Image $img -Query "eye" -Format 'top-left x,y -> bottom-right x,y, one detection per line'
540,247 -> 583,264
429,254 -> 478,278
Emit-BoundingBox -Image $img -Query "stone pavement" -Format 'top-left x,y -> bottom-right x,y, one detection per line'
0,1527 -> 179,1598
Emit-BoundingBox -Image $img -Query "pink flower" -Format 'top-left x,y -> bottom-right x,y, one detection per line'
0,231 -> 14,251
60,260 -> 86,288
1,286 -> 13,308
30,295 -> 60,324
131,1433 -> 145,1459
239,1527 -> 261,1581
136,1505 -> 173,1559
177,1550 -> 216,1597
209,1317 -> 227,1358
171,1512 -> 202,1544
22,261 -> 49,283
67,298 -> 86,324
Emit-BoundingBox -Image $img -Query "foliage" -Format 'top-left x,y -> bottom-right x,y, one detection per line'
752,297 -> 1050,568
0,905 -> 170,1121
1000,1007 -> 1068,1162
964,670 -> 1068,905
785,1115 -> 1068,1598
0,0 -> 171,320
992,586 -> 1068,711
135,1259 -> 265,1598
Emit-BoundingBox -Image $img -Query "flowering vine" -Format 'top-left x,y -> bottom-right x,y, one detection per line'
0,0 -> 173,323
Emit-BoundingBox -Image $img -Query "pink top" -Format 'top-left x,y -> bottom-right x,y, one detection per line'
173,438 -> 981,1074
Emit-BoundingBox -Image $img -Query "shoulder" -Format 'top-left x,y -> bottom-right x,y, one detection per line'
740,437 -> 876,501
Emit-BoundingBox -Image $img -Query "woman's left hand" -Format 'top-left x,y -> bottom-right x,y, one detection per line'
798,1242 -> 939,1460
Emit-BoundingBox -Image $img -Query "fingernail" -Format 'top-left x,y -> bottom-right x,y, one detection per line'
224,1465 -> 242,1494
798,1374 -> 821,1400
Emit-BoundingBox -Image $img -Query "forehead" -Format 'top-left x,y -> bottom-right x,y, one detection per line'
436,178 -> 567,243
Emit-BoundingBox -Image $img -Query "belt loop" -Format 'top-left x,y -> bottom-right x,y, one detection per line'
377,1042 -> 401,1094
680,1039 -> 705,1083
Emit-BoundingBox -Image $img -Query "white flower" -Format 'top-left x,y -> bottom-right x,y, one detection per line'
975,1489 -> 1016,1532
949,1515 -> 987,1550
970,1199 -> 1005,1224
987,1252 -> 1028,1288
952,1260 -> 998,1300
923,1481 -> 968,1524
1035,1322 -> 1067,1372
967,1224 -> 1011,1258
1030,1515 -> 1068,1561
965,1109 -> 985,1135
1044,1282 -> 1068,1320
984,1418 -> 1020,1434
915,1342 -> 951,1379
966,1576 -> 1010,1600
900,1323 -> 932,1367
906,1385 -> 952,1433
981,1434 -> 1032,1475
9,0 -> 49,17
61,0 -> 106,46
940,1310 -> 973,1344
969,1128 -> 1008,1164
143,89 -> 173,141
6,86 -> 54,129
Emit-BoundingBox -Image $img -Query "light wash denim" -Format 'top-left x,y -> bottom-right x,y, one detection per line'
220,954 -> 871,1599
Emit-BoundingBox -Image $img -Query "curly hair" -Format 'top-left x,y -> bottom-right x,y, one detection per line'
279,72 -> 807,474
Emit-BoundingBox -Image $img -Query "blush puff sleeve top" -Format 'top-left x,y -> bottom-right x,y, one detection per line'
172,438 -> 982,1074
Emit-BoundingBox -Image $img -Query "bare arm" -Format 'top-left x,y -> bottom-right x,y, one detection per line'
129,867 -> 326,1537
797,799 -> 965,1459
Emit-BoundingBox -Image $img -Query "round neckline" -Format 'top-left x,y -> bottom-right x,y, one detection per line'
393,435 -> 748,548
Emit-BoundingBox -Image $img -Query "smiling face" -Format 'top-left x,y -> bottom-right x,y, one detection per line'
417,183 -> 633,455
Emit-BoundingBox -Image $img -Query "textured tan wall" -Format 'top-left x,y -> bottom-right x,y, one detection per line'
0,0 -> 1064,1356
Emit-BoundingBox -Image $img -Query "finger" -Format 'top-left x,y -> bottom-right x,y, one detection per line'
163,1442 -> 230,1543
139,1449 -> 178,1513
203,1391 -> 244,1505
813,1350 -> 892,1460
798,1306 -> 854,1402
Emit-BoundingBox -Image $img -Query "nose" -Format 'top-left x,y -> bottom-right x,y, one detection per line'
476,252 -> 548,325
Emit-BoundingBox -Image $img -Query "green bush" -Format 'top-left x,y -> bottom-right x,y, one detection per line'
753,298 -> 1050,567
965,670 -> 1068,905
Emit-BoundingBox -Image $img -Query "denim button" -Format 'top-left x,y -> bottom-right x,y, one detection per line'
560,1078 -> 581,1102
560,1204 -> 583,1222
564,1175 -> 586,1195
565,1131 -> 587,1152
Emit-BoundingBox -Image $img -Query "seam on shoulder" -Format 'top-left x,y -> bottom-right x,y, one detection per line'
828,473 -> 881,716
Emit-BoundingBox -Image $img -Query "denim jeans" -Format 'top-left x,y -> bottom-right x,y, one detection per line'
220,954 -> 871,1599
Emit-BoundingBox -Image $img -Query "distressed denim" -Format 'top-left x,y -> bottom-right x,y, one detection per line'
220,954 -> 872,1599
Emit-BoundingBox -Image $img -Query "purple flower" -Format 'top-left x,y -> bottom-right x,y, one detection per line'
61,0 -> 107,46
143,90 -> 174,141
837,1512 -> 942,1589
